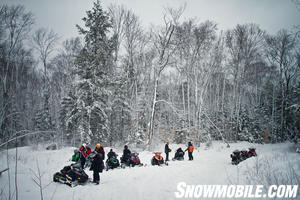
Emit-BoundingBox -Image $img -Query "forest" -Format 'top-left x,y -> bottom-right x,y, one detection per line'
0,1 -> 299,149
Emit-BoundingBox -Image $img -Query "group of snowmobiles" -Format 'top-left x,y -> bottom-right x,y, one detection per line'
53,147 -> 162,187
104,151 -> 143,170
230,148 -> 257,165
53,145 -> 189,187
53,144 -> 256,187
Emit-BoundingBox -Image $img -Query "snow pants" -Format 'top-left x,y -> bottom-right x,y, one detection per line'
188,152 -> 193,160
80,157 -> 86,169
93,170 -> 100,183
165,152 -> 169,161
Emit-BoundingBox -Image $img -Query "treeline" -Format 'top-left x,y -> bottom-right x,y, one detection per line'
0,2 -> 299,148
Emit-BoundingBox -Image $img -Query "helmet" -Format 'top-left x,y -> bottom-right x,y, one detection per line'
96,143 -> 101,149
82,143 -> 87,148
124,145 -> 128,149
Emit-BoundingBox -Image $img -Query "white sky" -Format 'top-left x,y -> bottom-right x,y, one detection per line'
1,0 -> 300,41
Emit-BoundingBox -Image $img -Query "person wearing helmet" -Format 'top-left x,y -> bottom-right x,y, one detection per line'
79,143 -> 88,169
107,149 -> 117,159
90,143 -> 104,185
95,143 -> 105,160
121,145 -> 131,164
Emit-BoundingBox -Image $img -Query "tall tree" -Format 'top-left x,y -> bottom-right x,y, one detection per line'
265,29 -> 299,141
225,24 -> 265,141
0,5 -> 34,143
147,16 -> 175,148
31,28 -> 58,139
67,0 -> 116,144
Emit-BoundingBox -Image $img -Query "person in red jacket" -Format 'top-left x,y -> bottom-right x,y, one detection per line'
79,143 -> 90,169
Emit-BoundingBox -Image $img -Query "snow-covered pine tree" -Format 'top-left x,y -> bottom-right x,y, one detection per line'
59,92 -> 77,145
109,75 -> 131,144
69,0 -> 115,144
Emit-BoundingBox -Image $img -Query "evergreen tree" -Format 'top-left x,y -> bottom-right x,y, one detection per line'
67,1 -> 115,144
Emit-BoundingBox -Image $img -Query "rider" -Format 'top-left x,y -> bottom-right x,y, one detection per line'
121,145 -> 131,164
174,147 -> 184,159
107,149 -> 117,159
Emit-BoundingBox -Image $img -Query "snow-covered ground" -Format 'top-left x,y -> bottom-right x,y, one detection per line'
0,142 -> 299,200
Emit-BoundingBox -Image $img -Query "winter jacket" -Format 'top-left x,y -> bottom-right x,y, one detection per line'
98,147 -> 105,160
79,146 -> 92,159
107,151 -> 117,159
90,149 -> 104,172
185,142 -> 194,153
123,149 -> 131,160
165,144 -> 171,153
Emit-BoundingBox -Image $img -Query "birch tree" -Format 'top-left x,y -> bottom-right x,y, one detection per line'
265,29 -> 299,141
147,16 -> 175,148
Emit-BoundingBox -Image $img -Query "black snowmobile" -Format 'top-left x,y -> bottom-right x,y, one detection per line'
230,150 -> 241,165
53,163 -> 88,187
106,154 -> 120,171
172,148 -> 185,161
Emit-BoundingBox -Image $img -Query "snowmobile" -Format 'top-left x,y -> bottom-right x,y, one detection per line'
240,149 -> 249,160
230,150 -> 241,165
121,152 -> 143,168
106,155 -> 120,171
248,148 -> 257,157
53,162 -> 89,187
172,148 -> 185,161
151,152 -> 168,166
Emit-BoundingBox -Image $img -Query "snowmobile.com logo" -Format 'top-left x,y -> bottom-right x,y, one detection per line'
175,182 -> 299,199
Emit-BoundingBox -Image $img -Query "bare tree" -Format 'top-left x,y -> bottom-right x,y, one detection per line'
225,24 -> 265,140
265,29 -> 299,140
31,28 -> 59,86
147,16 -> 175,148
108,4 -> 126,62
0,5 -> 34,141
1,5 -> 34,96
31,159 -> 44,200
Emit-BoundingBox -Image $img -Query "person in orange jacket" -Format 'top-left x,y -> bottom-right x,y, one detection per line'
185,141 -> 194,160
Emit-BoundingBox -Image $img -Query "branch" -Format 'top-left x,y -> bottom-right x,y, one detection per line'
0,130 -> 57,148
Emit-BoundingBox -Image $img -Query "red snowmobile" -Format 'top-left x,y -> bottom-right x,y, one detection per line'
230,148 -> 257,165
151,152 -> 168,166
248,148 -> 257,157
121,152 -> 143,168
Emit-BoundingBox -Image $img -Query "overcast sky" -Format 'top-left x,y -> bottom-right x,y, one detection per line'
2,0 -> 300,41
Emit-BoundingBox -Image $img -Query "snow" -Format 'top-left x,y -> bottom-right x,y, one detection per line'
0,142 -> 299,200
